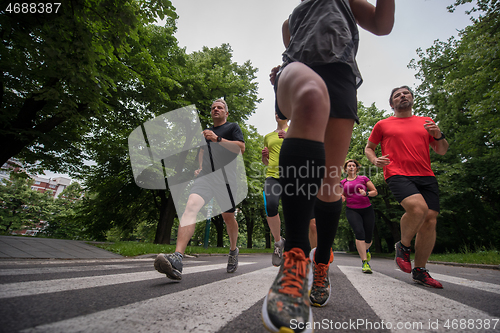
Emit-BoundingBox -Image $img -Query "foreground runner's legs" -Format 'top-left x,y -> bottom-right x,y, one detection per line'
262,62 -> 328,332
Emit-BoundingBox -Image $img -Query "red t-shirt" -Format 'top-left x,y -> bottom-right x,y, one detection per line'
368,115 -> 436,180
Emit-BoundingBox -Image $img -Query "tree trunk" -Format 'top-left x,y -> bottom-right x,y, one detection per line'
372,223 -> 383,253
245,210 -> 254,249
154,191 -> 176,244
348,239 -> 356,252
374,208 -> 399,246
246,218 -> 253,249
240,200 -> 255,249
212,215 -> 225,247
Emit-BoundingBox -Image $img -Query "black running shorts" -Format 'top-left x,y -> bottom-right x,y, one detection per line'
274,62 -> 358,123
386,175 -> 440,213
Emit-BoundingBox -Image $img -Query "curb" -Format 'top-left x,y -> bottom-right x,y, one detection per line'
132,252 -> 267,259
427,260 -> 500,270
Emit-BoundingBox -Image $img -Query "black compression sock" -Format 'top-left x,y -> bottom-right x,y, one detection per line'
314,199 -> 342,264
279,138 -> 325,256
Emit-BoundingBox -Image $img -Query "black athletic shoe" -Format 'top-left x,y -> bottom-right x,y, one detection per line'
154,252 -> 183,280
412,267 -> 443,288
395,241 -> 412,273
227,247 -> 239,273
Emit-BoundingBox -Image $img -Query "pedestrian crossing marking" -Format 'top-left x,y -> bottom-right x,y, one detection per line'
338,265 -> 493,332
1,257 -> 498,333
0,262 -> 256,299
426,272 -> 500,295
0,264 -> 141,276
20,266 -> 279,333
0,261 -> 209,276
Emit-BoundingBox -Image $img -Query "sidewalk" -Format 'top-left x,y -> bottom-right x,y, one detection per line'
0,236 -> 122,259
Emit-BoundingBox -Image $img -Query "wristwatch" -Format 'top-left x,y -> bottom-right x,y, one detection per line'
434,132 -> 446,141
216,136 -> 222,142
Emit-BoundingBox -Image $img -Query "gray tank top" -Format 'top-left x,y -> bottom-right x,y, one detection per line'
282,0 -> 362,87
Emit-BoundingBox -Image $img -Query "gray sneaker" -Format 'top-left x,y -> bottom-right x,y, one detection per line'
227,247 -> 239,273
272,238 -> 285,267
154,252 -> 183,280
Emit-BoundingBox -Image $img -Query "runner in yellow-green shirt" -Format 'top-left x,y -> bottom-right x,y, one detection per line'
262,113 -> 317,267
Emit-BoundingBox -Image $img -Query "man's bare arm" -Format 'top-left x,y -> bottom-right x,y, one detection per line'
365,140 -> 390,167
350,0 -> 395,36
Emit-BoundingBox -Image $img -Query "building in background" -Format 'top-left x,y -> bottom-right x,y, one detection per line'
30,176 -> 71,198
1,158 -> 72,198
0,158 -> 24,182
1,159 -> 76,236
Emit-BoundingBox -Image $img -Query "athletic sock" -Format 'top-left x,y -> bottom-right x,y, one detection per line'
279,138 -> 325,256
314,199 -> 342,264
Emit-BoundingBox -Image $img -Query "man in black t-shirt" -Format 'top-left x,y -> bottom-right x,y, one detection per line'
154,99 -> 245,280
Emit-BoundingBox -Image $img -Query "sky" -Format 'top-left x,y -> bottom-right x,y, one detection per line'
167,0 -> 475,136
42,0 -> 475,179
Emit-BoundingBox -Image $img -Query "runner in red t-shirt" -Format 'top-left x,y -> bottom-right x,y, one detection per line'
365,86 -> 449,288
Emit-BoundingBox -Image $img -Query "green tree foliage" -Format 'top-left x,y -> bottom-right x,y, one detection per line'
409,0 -> 500,251
43,182 -> 86,239
75,22 -> 186,242
181,44 -> 260,127
237,125 -> 267,248
77,42 -> 261,243
0,173 -> 55,234
0,0 -> 177,173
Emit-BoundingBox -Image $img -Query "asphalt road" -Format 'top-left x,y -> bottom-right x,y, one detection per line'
1,250 -> 499,333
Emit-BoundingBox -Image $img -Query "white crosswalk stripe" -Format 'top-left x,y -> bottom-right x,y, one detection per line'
1,257 -> 499,333
0,260 -> 213,276
339,266 -> 496,332
0,264 -> 142,276
21,266 -> 279,333
426,272 -> 500,295
0,262 -> 256,299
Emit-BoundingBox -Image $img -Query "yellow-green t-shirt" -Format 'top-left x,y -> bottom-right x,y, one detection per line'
263,128 -> 288,179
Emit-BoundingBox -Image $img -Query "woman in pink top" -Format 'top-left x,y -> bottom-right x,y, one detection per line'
341,159 -> 378,273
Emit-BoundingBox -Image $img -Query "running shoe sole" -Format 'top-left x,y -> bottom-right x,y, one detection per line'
154,254 -> 182,280
261,295 -> 314,333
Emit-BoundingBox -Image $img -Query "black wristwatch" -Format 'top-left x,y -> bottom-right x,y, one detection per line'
216,136 -> 222,142
434,132 -> 446,141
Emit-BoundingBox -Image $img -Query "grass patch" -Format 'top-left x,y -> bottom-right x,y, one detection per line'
92,241 -> 273,257
429,250 -> 500,265
347,249 -> 499,266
